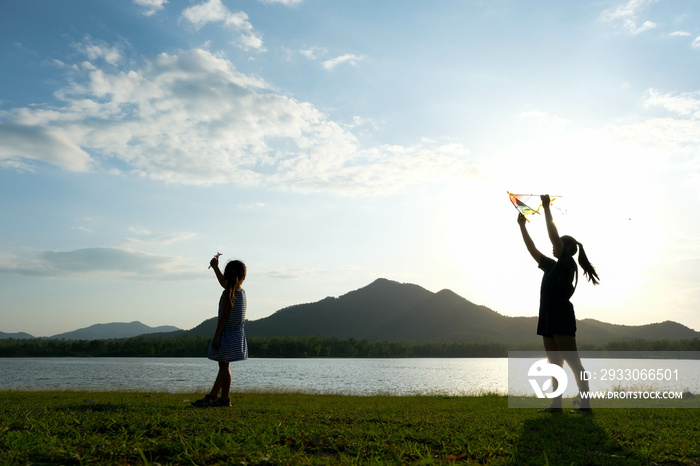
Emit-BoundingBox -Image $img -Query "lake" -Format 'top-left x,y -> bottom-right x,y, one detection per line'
0,358 -> 506,395
1,357 -> 698,396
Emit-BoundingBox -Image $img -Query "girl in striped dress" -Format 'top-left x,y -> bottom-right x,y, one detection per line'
192,256 -> 247,407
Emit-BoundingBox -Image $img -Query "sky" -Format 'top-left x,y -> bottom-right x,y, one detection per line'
1,0 -> 700,337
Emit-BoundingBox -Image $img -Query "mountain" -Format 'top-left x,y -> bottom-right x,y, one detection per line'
7,279 -> 698,345
252,278 -> 433,340
49,321 -> 181,340
202,278 -> 698,346
0,331 -> 35,340
188,278 -> 438,339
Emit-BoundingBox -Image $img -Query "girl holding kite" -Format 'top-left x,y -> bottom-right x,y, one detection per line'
192,255 -> 248,407
517,194 -> 599,413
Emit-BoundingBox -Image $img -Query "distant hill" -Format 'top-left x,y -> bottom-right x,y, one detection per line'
0,331 -> 35,340
49,321 -> 181,340
6,279 -> 698,346
189,278 -> 699,346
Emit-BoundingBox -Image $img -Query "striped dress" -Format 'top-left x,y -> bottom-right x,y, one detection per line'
208,288 -> 248,362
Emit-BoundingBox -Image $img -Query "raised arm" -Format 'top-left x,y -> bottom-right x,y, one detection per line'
518,213 -> 542,263
210,255 -> 228,289
541,195 -> 563,258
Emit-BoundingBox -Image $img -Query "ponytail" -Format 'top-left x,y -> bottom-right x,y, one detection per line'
576,242 -> 600,285
228,287 -> 236,308
561,235 -> 600,287
223,260 -> 247,307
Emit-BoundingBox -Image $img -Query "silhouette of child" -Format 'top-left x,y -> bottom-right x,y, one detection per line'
192,256 -> 247,407
518,195 -> 599,412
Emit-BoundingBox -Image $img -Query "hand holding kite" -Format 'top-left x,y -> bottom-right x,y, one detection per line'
208,252 -> 222,269
508,192 -> 558,222
517,212 -> 528,226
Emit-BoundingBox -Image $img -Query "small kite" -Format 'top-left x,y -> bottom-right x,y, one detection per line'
508,192 -> 558,221
208,252 -> 222,269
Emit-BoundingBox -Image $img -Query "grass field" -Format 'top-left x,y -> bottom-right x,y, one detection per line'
1,391 -> 698,465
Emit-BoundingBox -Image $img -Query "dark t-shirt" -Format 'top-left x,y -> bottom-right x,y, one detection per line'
537,249 -> 577,336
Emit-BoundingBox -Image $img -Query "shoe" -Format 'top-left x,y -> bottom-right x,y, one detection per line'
570,407 -> 593,414
191,394 -> 217,407
210,397 -> 231,407
537,407 -> 563,413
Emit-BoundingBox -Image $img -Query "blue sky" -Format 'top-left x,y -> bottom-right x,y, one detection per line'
2,0 -> 700,337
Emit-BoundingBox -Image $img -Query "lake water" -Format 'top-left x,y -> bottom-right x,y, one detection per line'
1,357 -> 698,396
0,358 -> 507,395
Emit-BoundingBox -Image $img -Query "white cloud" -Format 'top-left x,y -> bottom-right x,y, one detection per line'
182,0 -> 250,31
239,32 -> 266,52
133,0 -> 168,16
0,125 -> 93,172
598,0 -> 658,35
72,225 -> 93,234
597,88 -> 700,202
277,142 -> 475,195
128,227 -> 152,236
644,88 -> 700,118
322,54 -> 365,71
599,0 -> 652,21
692,36 -> 700,50
181,0 -> 265,51
73,36 -> 123,65
300,46 -> 327,60
258,0 -> 303,5
123,232 -> 197,248
633,20 -> 657,34
0,248 -> 199,281
1,48 -> 474,195
668,31 -> 692,37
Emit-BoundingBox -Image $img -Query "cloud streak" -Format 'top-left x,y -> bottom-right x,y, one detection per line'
598,0 -> 658,35
322,53 -> 365,71
0,248 -> 200,281
123,232 -> 197,248
0,124 -> 93,172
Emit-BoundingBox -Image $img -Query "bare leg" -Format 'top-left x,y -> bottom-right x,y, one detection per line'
208,362 -> 231,399
553,334 -> 591,408
543,336 -> 564,408
219,362 -> 231,400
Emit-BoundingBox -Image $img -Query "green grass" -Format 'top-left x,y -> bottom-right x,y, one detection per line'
1,391 -> 698,465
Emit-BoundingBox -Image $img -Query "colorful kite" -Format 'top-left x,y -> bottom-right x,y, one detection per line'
508,192 -> 558,221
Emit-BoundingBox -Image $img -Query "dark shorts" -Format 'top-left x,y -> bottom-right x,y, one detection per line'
540,332 -> 576,338
537,301 -> 577,337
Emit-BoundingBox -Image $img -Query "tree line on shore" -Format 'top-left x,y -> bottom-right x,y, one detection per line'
0,335 -> 698,358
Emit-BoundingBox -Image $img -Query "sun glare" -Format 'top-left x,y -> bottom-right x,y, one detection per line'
429,125 -> 675,324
